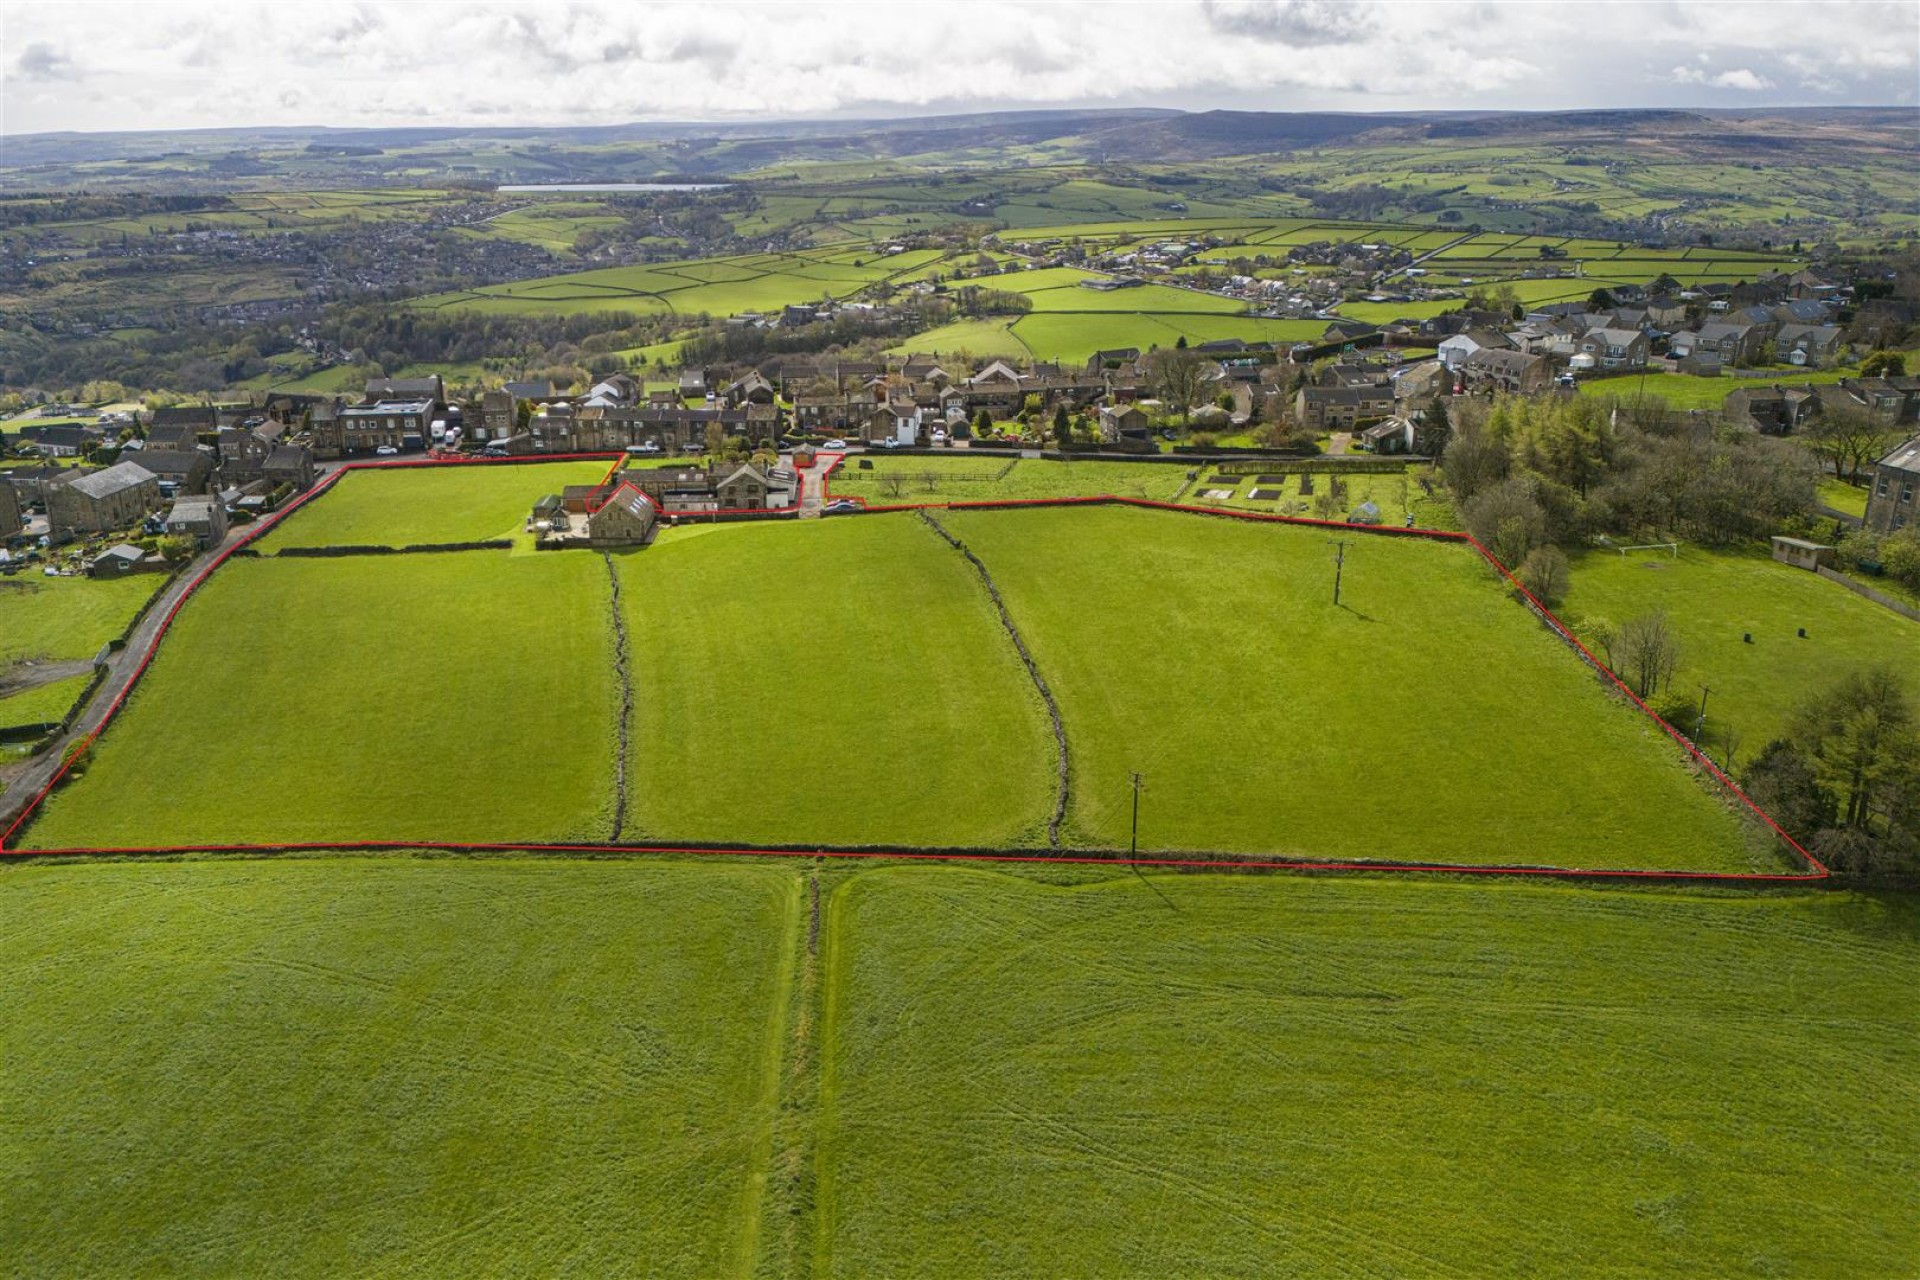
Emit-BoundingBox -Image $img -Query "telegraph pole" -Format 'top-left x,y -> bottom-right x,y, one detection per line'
1130,771 -> 1143,857
1330,539 -> 1346,607
1695,684 -> 1711,740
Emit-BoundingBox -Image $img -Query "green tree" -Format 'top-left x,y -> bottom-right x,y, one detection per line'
974,408 -> 993,438
1052,404 -> 1071,451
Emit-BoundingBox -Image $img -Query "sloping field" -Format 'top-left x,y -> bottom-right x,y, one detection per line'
14,493 -> 1785,871
256,459 -> 615,550
939,505 -> 1768,870
22,553 -> 619,848
619,517 -> 1056,847
0,858 -> 799,1278
816,867 -> 1920,1277
1563,545 -> 1920,751
822,457 -> 1190,505
0,572 -> 163,666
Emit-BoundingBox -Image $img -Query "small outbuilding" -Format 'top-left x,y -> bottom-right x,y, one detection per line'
1770,535 -> 1835,572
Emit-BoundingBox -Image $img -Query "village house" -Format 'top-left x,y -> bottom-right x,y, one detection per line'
46,460 -> 162,539
124,448 -> 214,496
16,424 -> 101,458
1295,383 -> 1396,431
332,399 -> 435,454
162,495 -> 229,549
1437,328 -> 1511,371
1865,435 -> 1920,533
1774,324 -> 1845,368
1574,327 -> 1649,371
1725,385 -> 1821,435
1097,403 -> 1152,445
1359,416 -> 1418,455
1460,349 -> 1552,395
364,375 -> 445,405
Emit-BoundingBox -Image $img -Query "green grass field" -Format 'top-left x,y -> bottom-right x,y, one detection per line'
0,573 -> 163,666
1562,546 -> 1920,754
940,506 -> 1767,870
8,858 -> 1914,1277
22,554 -> 618,848
621,517 -> 1056,846
0,672 -> 93,728
256,460 -> 616,550
18,500 -> 1785,870
823,457 -> 1191,505
0,857 -> 800,1278
816,866 -> 1920,1277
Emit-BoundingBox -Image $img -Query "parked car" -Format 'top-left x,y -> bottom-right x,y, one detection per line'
880,438 -> 904,449
375,445 -> 399,456
823,439 -> 848,450
824,499 -> 861,513
625,442 -> 661,454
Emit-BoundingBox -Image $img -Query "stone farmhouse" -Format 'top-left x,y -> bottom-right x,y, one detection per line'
46,461 -> 161,539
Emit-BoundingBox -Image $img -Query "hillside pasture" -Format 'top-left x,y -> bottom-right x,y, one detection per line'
817,867 -> 1920,1277
620,516 -> 1056,848
822,457 -> 1192,505
0,572 -> 163,667
0,858 -> 799,1278
256,459 -> 615,551
1562,545 -> 1920,752
21,553 -> 619,849
940,505 -> 1770,871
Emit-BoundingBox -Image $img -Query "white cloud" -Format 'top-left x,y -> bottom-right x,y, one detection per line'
0,0 -> 1912,134
1672,65 -> 1774,91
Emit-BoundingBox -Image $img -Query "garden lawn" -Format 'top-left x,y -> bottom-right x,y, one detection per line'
21,553 -> 618,848
257,459 -> 616,551
1817,477 -> 1870,517
620,516 -> 1055,847
0,858 -> 799,1279
940,505 -> 1766,870
823,456 -> 1190,505
815,866 -> 1920,1278
1561,545 -> 1920,752
0,572 -> 163,665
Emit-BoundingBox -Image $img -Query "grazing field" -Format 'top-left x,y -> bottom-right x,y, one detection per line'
621,517 -> 1055,847
0,857 -> 800,1279
941,505 -> 1767,870
21,553 -> 618,849
0,572 -> 163,666
816,867 -> 1920,1278
1562,545 -> 1920,753
823,456 -> 1191,505
256,459 -> 616,551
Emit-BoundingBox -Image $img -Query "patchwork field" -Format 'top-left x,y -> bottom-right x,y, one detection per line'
22,553 -> 619,848
255,459 -> 617,551
1562,546 -> 1920,754
0,858 -> 800,1278
16,484 -> 1786,871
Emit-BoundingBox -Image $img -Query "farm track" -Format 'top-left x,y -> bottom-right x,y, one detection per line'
603,553 -> 634,843
916,510 -> 1070,848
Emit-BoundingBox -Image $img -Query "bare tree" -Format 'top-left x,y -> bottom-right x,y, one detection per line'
1517,545 -> 1570,606
1615,610 -> 1682,700
1145,346 -> 1208,423
1805,406 -> 1903,484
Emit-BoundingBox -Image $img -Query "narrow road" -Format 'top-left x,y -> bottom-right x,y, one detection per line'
0,531 -> 239,839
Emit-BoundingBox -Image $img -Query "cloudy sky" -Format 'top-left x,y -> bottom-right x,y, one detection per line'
3,0 -> 1915,135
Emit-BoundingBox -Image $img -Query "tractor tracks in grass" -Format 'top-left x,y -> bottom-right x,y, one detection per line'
917,509 -> 1070,848
603,553 -> 634,842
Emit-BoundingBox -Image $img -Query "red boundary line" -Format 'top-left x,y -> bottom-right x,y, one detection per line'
1,454 -> 1829,883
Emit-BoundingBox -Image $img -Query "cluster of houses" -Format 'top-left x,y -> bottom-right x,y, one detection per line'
1,403 -> 318,564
